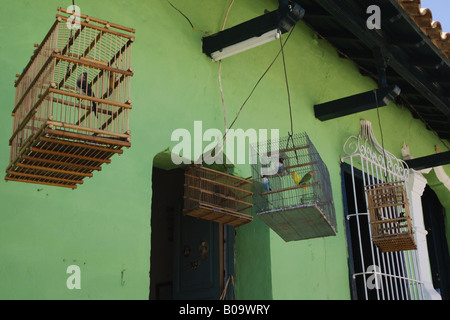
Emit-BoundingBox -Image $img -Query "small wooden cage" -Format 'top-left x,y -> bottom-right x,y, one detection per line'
365,181 -> 416,252
251,132 -> 336,242
183,165 -> 253,227
5,7 -> 135,189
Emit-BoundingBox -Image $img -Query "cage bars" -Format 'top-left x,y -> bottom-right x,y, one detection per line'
251,132 -> 337,241
183,165 -> 253,227
6,8 -> 135,189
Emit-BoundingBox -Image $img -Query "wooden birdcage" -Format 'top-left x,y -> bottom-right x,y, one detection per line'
5,7 -> 135,189
365,181 -> 416,252
251,132 -> 337,242
183,165 -> 253,227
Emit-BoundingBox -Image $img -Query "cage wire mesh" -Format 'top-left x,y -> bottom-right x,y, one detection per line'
251,132 -> 336,241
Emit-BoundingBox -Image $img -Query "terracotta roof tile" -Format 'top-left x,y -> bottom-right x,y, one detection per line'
397,0 -> 450,58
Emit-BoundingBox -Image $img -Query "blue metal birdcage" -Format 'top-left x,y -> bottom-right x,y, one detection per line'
251,132 -> 336,242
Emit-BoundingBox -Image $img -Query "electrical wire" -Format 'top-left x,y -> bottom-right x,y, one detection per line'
65,0 -> 76,84
375,90 -> 389,181
218,0 -> 235,135
279,30 -> 294,136
166,0 -> 210,35
278,26 -> 299,163
166,0 -> 195,29
224,26 -> 296,141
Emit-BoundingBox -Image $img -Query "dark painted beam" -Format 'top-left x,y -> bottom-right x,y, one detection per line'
387,0 -> 450,69
313,0 -> 450,119
314,85 -> 400,121
405,151 -> 450,170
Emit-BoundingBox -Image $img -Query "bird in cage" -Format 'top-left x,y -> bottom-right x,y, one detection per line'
261,175 -> 271,192
108,71 -> 115,96
77,72 -> 97,117
292,171 -> 314,190
277,157 -> 285,175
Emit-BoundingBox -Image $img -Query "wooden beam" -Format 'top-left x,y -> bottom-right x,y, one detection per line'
404,151 -> 450,170
314,85 -> 401,121
314,0 -> 450,118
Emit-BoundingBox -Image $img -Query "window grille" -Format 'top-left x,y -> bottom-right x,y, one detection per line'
341,120 -> 424,300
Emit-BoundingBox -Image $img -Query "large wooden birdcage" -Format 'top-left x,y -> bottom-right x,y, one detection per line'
5,7 -> 135,189
183,165 -> 253,227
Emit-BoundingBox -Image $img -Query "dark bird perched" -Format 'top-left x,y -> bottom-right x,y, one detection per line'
278,157 -> 285,175
76,72 -> 97,117
262,175 -> 271,192
108,71 -> 115,96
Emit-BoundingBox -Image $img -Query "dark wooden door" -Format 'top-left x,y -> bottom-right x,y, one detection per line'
422,186 -> 450,300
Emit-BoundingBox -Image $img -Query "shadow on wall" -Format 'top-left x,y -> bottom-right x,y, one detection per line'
234,184 -> 273,300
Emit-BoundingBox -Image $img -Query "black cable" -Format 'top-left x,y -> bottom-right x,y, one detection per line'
65,1 -> 76,86
279,30 -> 293,137
375,90 -> 389,181
225,26 -> 296,138
166,0 -> 195,29
279,28 -> 299,163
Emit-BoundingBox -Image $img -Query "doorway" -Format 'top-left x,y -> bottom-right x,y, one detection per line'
149,166 -> 235,300
421,185 -> 450,300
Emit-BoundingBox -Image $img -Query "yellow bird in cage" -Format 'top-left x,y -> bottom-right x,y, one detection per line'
292,171 -> 314,190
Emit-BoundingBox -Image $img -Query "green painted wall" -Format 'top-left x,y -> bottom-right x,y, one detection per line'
0,0 -> 448,300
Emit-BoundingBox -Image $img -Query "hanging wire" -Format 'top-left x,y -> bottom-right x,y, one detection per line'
279,31 -> 294,136
166,0 -> 195,29
224,25 -> 296,143
374,90 -> 389,181
279,26 -> 299,163
166,0 -> 210,35
218,0 -> 235,135
64,0 -> 76,86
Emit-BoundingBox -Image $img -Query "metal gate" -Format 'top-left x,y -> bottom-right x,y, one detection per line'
341,120 -> 424,300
